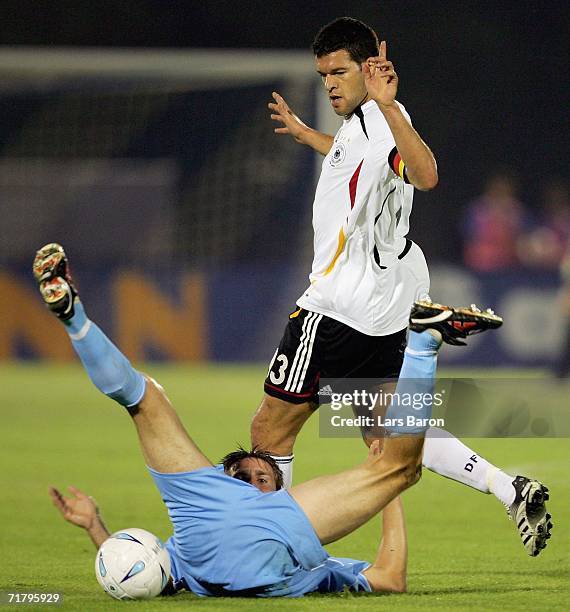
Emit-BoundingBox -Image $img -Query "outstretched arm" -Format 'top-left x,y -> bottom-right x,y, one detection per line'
50,485 -> 178,596
359,440 -> 408,593
268,92 -> 334,155
49,486 -> 110,549
362,496 -> 408,593
363,41 -> 438,191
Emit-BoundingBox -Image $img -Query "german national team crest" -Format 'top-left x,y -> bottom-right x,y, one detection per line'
329,142 -> 347,167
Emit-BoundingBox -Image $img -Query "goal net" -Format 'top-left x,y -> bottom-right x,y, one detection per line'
0,47 -> 340,268
0,47 -> 342,361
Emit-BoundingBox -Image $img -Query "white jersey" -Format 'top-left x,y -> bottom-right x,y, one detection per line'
296,99 -> 430,336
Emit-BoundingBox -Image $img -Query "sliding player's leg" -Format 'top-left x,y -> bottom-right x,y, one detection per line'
128,376 -> 211,473
290,328 -> 441,544
407,301 -> 509,496
290,435 -> 423,545
292,301 -> 510,546
33,243 -> 211,474
363,404 -> 534,511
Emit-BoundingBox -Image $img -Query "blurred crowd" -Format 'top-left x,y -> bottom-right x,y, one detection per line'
462,173 -> 569,274
461,172 -> 570,377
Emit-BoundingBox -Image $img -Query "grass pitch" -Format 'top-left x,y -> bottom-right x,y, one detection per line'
1,363 -> 568,611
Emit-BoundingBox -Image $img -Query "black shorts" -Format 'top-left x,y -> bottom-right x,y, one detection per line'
264,308 -> 407,404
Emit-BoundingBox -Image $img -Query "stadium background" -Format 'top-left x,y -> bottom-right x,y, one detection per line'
1,3 -> 569,609
1,0 -> 568,368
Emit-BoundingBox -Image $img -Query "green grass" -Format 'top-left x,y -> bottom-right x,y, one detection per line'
1,363 -> 568,611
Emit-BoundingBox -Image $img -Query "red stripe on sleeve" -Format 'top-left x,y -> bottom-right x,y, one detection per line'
392,152 -> 403,177
349,160 -> 364,210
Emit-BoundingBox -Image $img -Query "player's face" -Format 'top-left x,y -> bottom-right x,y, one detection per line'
228,458 -> 278,493
316,49 -> 368,117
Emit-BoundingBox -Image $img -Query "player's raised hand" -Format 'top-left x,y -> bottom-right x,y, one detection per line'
268,92 -> 310,143
49,485 -> 100,530
363,41 -> 398,108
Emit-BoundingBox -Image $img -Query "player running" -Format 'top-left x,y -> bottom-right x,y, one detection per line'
34,242 -> 549,598
254,17 -> 552,557
257,18 -> 437,474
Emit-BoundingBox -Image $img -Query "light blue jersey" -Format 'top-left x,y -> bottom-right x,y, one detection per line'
149,465 -> 371,597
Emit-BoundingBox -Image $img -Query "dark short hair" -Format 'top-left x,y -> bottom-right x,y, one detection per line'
221,447 -> 284,490
312,17 -> 380,64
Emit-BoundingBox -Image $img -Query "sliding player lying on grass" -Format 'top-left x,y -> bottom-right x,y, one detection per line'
35,243 -> 552,597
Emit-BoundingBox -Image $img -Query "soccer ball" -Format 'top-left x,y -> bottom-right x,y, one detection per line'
95,528 -> 171,600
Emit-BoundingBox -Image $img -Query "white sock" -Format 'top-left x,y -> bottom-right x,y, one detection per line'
271,454 -> 294,489
486,466 -> 516,506
422,428 -> 514,504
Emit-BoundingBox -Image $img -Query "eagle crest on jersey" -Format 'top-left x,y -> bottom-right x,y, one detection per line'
329,142 -> 347,167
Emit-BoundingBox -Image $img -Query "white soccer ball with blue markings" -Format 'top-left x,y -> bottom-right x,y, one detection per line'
95,528 -> 171,600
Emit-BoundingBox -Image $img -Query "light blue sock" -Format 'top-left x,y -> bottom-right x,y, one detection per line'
384,331 -> 440,435
63,301 -> 146,407
405,329 -> 442,355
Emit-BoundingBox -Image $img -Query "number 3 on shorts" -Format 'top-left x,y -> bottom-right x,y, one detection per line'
269,354 -> 289,385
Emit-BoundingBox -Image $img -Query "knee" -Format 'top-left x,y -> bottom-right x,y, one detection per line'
129,375 -> 170,414
375,453 -> 422,491
142,375 -> 162,396
402,458 -> 422,488
399,446 -> 423,490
